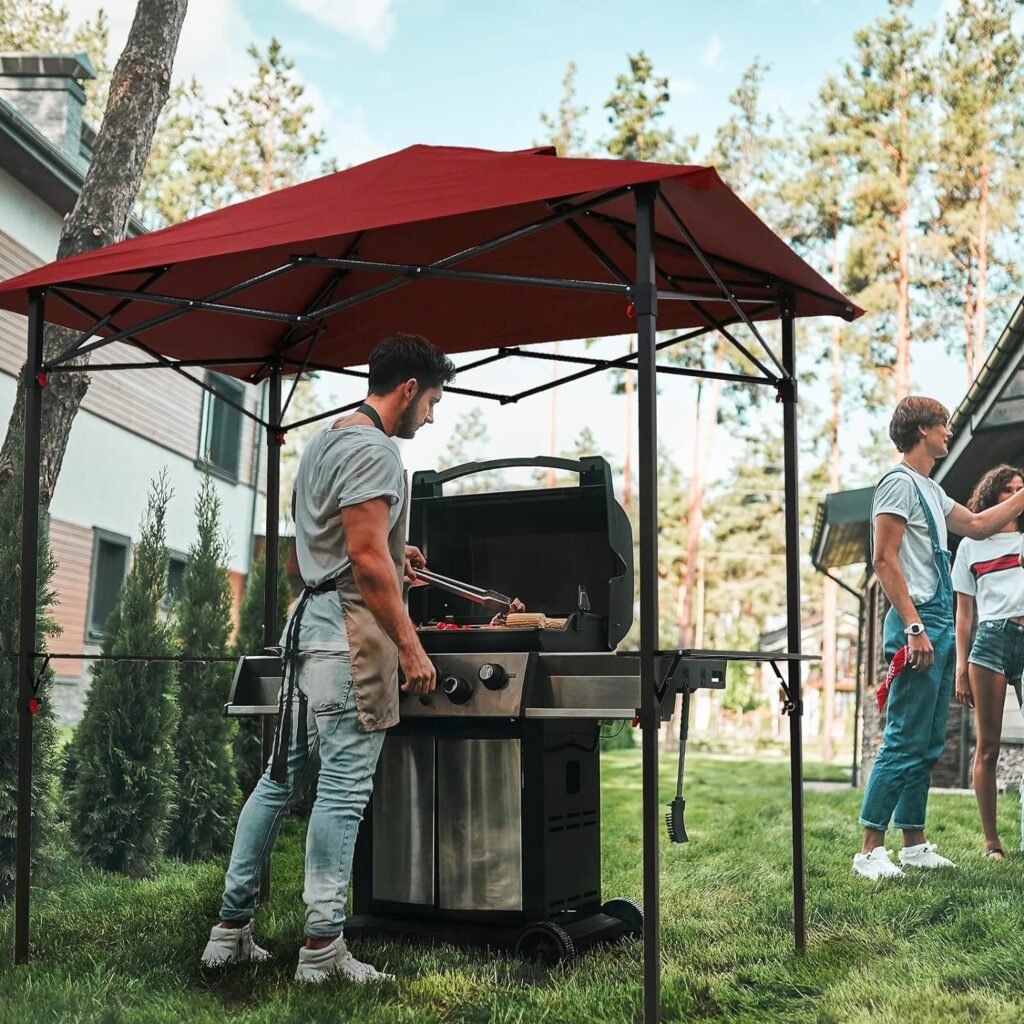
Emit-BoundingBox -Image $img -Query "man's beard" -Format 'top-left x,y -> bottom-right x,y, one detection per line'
395,402 -> 420,439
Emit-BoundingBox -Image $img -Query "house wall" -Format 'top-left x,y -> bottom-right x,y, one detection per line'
858,579 -> 1023,796
0,219 -> 270,724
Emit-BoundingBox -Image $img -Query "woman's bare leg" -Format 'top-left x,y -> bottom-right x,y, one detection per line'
970,663 -> 1008,857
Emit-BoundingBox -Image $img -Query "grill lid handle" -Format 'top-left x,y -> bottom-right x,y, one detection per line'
412,456 -> 610,497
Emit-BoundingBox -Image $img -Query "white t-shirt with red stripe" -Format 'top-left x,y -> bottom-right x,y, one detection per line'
951,531 -> 1024,621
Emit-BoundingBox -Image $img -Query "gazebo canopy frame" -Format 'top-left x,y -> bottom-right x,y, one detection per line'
1,145 -> 861,1024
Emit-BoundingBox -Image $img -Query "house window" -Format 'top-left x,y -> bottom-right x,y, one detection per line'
165,551 -> 187,609
198,372 -> 246,481
87,529 -> 131,639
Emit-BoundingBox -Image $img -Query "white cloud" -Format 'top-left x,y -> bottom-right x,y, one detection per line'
701,33 -> 722,68
668,76 -> 698,99
326,106 -> 390,168
284,0 -> 397,51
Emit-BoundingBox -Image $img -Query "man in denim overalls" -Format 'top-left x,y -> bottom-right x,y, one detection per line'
855,396 -> 1024,879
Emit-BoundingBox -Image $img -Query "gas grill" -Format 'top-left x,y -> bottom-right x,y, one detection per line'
342,456 -> 726,960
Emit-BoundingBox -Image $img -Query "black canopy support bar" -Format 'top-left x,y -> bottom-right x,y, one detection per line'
57,281 -> 314,326
45,262 -> 301,366
48,268 -> 167,367
46,290 -> 271,431
276,186 -> 641,351
656,192 -> 788,382
586,208 -> 781,381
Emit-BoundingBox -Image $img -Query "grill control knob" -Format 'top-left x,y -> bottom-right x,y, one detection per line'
442,675 -> 473,704
478,663 -> 508,690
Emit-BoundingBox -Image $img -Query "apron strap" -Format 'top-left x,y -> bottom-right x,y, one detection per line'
269,575 -> 341,783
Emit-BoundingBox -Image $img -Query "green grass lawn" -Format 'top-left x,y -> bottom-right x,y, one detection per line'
2,751 -> 1023,1024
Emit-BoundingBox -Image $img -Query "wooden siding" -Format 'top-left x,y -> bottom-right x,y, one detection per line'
46,517 -> 93,678
0,230 -> 263,490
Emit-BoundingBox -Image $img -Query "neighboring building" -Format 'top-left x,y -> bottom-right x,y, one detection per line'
0,53 -> 268,724
812,297 -> 1024,791
757,612 -> 861,768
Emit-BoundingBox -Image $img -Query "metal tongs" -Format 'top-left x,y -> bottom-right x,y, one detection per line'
413,567 -> 513,609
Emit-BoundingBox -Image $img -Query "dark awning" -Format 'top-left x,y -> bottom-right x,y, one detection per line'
811,486 -> 874,571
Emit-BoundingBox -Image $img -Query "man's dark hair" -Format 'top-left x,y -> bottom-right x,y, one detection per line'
888,396 -> 949,454
367,333 -> 456,395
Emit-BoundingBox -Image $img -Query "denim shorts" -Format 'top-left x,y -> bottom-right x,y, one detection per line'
970,619 -> 1024,682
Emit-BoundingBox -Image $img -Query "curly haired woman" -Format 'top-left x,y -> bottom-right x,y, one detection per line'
951,464 -> 1024,860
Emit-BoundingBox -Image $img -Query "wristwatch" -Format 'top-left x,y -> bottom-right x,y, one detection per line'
904,622 -> 925,636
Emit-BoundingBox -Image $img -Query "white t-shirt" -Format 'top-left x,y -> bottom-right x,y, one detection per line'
872,466 -> 955,605
951,532 -> 1024,621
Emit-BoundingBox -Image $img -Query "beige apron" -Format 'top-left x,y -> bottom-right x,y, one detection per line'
336,476 -> 409,732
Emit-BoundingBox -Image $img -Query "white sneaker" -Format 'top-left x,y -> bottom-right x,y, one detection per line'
200,921 -> 272,966
852,847 -> 904,880
294,938 -> 393,984
899,842 -> 956,870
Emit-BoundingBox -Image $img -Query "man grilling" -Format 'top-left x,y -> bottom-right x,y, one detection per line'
202,334 -> 455,982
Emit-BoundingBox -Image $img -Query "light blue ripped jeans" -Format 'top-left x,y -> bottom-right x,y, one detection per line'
219,653 -> 385,939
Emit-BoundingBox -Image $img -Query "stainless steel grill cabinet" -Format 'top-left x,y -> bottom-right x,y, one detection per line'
346,457 -> 725,960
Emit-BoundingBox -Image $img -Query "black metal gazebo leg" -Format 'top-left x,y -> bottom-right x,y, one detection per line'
780,296 -> 806,952
260,368 -> 283,902
634,184 -> 661,1023
15,290 -> 45,963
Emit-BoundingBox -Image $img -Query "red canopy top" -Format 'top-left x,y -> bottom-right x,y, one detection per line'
0,144 -> 861,377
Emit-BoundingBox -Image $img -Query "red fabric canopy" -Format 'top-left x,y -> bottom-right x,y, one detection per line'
0,144 -> 862,377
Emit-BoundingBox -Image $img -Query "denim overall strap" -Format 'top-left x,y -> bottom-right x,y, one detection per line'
874,467 -> 953,611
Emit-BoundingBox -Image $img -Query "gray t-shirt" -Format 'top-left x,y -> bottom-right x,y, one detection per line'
280,425 -> 406,652
871,466 -> 954,605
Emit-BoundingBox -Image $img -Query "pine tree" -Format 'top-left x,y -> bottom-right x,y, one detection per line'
0,431 -> 60,901
231,549 -> 291,798
833,0 -> 934,401
934,0 -> 1024,384
168,476 -> 240,859
438,407 -> 505,493
67,475 -> 179,876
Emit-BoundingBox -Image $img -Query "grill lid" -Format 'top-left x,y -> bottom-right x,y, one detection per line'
409,456 -> 633,651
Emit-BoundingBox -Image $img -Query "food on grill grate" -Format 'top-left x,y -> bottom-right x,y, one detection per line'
505,612 -> 547,629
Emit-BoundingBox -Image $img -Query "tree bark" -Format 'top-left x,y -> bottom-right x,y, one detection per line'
0,0 -> 189,501
894,65 -> 911,401
976,140 -> 990,375
547,342 -> 559,487
821,229 -> 843,764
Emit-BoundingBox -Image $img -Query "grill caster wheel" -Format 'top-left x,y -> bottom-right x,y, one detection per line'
514,921 -> 576,964
602,897 -> 644,937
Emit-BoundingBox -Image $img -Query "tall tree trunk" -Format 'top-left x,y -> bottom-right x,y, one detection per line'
821,232 -> 843,764
976,139 -> 990,375
547,342 -> 559,487
965,271 -> 977,387
894,66 -> 911,401
678,383 -> 704,647
0,0 -> 189,500
623,336 -> 634,515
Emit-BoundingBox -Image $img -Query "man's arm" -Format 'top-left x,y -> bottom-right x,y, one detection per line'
946,486 -> 1024,539
873,513 -> 935,670
342,497 -> 436,693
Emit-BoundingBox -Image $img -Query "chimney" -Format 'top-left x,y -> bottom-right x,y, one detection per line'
0,53 -> 96,166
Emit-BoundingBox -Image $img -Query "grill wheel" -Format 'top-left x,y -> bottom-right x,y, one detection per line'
513,921 -> 576,964
601,897 -> 644,937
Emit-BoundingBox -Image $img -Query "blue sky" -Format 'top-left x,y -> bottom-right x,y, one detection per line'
65,0 -> 964,482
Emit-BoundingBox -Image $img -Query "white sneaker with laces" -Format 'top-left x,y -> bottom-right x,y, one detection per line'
294,938 -> 393,984
200,921 -> 272,966
852,847 -> 904,880
899,842 -> 956,870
